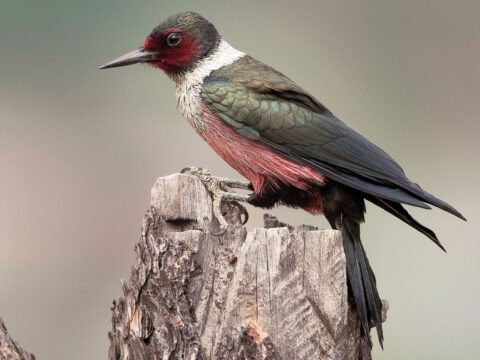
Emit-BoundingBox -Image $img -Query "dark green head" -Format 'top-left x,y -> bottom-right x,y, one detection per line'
99,12 -> 220,74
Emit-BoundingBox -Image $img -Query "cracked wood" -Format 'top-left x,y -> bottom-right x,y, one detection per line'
108,174 -> 386,359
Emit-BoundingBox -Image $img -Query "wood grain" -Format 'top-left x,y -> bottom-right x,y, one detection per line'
108,174 -> 384,359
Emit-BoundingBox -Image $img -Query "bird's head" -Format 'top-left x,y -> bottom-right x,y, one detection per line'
99,12 -> 220,75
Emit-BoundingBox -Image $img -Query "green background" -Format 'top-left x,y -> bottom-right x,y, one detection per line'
1,1 -> 478,359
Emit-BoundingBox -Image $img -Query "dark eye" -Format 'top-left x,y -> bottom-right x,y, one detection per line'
166,33 -> 182,47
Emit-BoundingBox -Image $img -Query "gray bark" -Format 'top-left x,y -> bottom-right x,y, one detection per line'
0,317 -> 35,360
108,173 -> 387,359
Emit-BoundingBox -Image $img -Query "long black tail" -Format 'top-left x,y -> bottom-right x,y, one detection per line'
323,182 -> 383,346
341,219 -> 383,347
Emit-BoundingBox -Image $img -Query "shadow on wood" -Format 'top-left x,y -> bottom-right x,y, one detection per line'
108,173 -> 386,359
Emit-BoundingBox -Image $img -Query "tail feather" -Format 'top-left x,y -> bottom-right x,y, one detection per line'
341,221 -> 384,347
323,182 -> 384,346
354,238 -> 384,346
367,196 -> 445,252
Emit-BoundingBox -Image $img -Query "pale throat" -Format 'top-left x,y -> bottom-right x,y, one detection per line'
172,39 -> 245,132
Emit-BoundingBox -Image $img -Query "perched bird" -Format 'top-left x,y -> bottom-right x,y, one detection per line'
100,11 -> 465,347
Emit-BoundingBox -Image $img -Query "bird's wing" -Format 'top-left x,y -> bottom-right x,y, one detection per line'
201,56 -> 464,219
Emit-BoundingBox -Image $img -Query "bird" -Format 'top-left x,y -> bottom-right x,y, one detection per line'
99,11 -> 465,347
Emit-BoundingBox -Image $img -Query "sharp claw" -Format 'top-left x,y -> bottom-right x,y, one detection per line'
210,226 -> 228,236
241,210 -> 249,225
180,167 -> 192,174
234,202 -> 249,225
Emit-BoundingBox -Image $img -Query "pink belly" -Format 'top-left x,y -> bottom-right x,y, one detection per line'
201,109 -> 327,196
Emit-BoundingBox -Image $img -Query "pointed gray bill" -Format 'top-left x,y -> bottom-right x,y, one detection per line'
99,48 -> 158,69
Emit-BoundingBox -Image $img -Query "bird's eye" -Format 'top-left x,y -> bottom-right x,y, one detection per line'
166,33 -> 182,47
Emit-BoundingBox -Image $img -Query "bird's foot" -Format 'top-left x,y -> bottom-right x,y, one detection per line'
181,167 -> 252,235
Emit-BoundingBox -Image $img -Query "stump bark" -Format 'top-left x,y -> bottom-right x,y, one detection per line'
108,173 -> 384,359
0,317 -> 35,360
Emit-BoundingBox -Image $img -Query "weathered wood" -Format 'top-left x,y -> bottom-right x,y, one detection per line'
0,317 -> 35,360
108,173 -> 386,359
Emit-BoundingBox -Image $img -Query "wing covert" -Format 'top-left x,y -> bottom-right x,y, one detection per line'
199,55 -> 464,218
201,74 -> 406,182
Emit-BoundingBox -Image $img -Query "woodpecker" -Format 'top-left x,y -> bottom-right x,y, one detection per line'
100,11 -> 465,347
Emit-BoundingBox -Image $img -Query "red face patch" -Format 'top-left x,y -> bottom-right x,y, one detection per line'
144,28 -> 199,73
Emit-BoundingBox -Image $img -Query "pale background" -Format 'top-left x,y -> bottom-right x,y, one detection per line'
1,1 -> 478,359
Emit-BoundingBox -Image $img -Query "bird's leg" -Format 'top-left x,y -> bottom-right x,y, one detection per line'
181,167 -> 252,235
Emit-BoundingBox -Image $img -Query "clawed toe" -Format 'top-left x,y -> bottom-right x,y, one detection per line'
181,166 -> 252,235
236,202 -> 249,225
210,225 -> 228,237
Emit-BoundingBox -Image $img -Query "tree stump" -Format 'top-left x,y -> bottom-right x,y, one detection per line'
0,317 -> 35,360
108,174 -> 384,359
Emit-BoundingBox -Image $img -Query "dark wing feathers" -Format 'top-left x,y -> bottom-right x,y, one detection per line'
260,136 -> 432,209
366,195 -> 445,251
201,55 -> 465,220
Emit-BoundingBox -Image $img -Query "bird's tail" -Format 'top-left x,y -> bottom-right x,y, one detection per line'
341,217 -> 384,347
366,195 -> 445,251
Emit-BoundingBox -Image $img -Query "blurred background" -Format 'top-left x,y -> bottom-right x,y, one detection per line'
0,0 -> 478,359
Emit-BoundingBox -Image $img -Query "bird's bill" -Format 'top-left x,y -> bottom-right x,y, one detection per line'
99,48 -> 158,69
